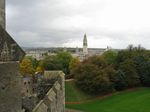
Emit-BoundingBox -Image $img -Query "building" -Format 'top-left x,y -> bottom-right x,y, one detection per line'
83,34 -> 88,56
26,50 -> 47,60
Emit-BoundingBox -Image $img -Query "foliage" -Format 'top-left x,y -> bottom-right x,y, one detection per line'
72,45 -> 150,94
69,57 -> 80,77
56,52 -> 73,74
116,45 -> 150,88
43,52 -> 73,75
20,58 -> 35,76
119,59 -> 140,87
43,55 -> 63,70
36,66 -> 44,73
102,50 -> 117,65
74,56 -> 116,95
24,56 -> 38,69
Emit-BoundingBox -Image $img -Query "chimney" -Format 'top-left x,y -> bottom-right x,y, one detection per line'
0,0 -> 5,29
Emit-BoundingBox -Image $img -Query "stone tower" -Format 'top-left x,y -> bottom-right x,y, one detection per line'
83,34 -> 88,55
0,0 -> 5,29
0,0 -> 25,112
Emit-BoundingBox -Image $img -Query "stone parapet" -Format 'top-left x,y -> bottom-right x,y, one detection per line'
32,71 -> 65,112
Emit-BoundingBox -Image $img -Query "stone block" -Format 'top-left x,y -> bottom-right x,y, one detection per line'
0,62 -> 22,112
0,26 -> 25,61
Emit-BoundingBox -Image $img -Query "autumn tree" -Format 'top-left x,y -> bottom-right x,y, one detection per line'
20,58 -> 35,76
69,57 -> 80,77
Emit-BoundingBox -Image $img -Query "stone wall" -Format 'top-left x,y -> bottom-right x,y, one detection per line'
0,26 -> 25,61
0,62 -> 22,112
32,71 -> 65,112
0,0 -> 5,29
0,1 -> 25,111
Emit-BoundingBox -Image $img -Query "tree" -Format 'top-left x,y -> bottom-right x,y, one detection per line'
32,58 -> 39,69
22,56 -> 39,69
56,52 -> 73,75
114,70 -> 128,90
36,66 -> 44,73
43,56 -> 62,70
74,56 -> 115,95
134,55 -> 150,86
116,46 -> 150,87
119,59 -> 140,87
102,50 -> 117,65
43,52 -> 73,75
20,58 -> 35,76
69,57 -> 80,77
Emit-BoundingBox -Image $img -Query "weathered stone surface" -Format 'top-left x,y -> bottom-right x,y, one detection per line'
32,71 -> 65,112
22,96 -> 37,112
0,62 -> 22,112
0,26 -> 25,61
0,0 -> 5,29
32,100 -> 48,112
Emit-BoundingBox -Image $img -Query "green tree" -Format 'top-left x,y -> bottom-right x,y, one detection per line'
43,55 -> 62,70
74,56 -> 115,95
102,50 -> 117,65
56,52 -> 73,75
43,52 -> 72,75
119,59 -> 140,87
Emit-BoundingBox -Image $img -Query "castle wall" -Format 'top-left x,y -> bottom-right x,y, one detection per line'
32,71 -> 65,112
0,62 -> 22,112
0,1 -> 25,110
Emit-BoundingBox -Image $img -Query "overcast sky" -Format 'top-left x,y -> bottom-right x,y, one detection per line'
6,0 -> 150,48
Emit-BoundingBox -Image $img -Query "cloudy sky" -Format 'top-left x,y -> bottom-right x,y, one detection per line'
6,0 -> 150,48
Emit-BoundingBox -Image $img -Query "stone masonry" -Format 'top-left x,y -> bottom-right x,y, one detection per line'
0,27 -> 25,111
0,0 -> 5,29
0,0 -> 25,112
0,62 -> 22,112
0,1 -> 65,112
32,71 -> 65,112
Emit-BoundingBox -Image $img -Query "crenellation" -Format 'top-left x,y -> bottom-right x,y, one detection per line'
31,71 -> 65,112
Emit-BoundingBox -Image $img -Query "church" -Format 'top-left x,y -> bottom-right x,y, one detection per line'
73,34 -> 89,61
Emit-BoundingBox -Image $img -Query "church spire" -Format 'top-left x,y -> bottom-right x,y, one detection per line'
83,33 -> 88,55
83,33 -> 87,46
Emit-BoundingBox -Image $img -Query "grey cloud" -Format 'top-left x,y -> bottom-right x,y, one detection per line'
5,0 -> 150,49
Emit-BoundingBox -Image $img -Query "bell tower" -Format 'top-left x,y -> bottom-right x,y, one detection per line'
0,0 -> 5,29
